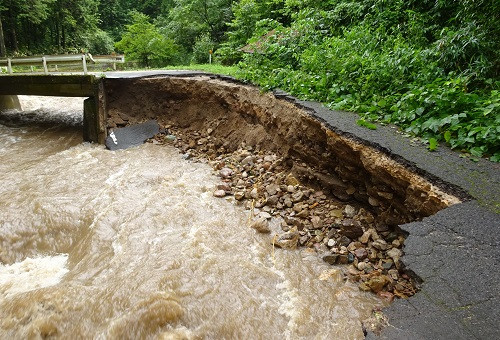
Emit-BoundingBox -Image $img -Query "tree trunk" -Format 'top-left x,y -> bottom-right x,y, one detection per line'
26,21 -> 31,51
33,23 -> 39,49
0,15 -> 6,57
62,24 -> 65,49
8,8 -> 18,53
56,19 -> 61,50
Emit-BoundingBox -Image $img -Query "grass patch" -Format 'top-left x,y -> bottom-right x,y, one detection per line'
161,64 -> 238,77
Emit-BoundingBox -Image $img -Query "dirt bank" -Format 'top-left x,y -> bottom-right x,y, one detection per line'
105,75 -> 461,222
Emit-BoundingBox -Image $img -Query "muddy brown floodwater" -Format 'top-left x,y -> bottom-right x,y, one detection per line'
0,96 -> 384,339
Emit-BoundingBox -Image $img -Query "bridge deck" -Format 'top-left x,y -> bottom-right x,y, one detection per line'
0,75 -> 97,97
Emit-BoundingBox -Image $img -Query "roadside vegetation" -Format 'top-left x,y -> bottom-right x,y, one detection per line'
0,0 -> 498,161
160,64 -> 238,76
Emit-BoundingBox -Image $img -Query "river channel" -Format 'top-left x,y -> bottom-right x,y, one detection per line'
0,96 -> 383,339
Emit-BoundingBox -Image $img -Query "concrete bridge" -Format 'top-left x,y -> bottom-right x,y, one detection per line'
0,74 -> 108,143
0,71 -> 213,144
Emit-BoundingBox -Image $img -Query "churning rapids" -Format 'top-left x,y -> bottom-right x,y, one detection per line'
0,96 -> 384,339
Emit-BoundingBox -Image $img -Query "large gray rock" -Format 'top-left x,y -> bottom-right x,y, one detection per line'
105,120 -> 160,151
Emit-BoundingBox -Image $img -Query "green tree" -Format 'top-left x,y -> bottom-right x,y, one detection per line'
128,0 -> 174,18
99,0 -> 175,40
115,12 -> 179,67
163,0 -> 233,53
216,0 -> 288,64
226,0 -> 287,47
0,0 -> 55,54
49,0 -> 101,52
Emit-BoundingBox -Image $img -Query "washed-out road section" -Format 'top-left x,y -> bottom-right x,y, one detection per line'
103,71 -> 499,339
1,70 -> 498,339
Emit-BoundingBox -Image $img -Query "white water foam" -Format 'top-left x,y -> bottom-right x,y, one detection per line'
0,254 -> 69,299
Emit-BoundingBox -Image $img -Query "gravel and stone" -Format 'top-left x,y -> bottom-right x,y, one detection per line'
148,125 -> 418,303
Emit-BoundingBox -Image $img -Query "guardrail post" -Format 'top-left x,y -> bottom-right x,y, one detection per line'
42,56 -> 48,74
7,58 -> 12,74
82,54 -> 87,75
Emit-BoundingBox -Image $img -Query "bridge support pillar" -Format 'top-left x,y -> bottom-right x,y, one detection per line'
0,95 -> 21,110
83,80 -> 107,143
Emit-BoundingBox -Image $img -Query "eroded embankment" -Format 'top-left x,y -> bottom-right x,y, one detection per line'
105,75 -> 463,299
106,76 -> 461,220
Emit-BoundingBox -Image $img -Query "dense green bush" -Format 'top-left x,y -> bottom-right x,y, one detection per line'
234,0 -> 500,161
80,29 -> 115,54
214,46 -> 244,65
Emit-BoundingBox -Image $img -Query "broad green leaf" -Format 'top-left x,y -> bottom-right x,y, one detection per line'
428,138 -> 438,151
469,147 -> 484,157
356,119 -> 377,130
444,131 -> 452,143
377,99 -> 387,107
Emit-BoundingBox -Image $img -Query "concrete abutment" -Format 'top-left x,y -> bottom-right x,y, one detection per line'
83,82 -> 107,144
0,95 -> 21,110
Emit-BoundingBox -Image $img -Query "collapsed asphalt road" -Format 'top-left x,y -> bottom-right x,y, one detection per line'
104,71 -> 499,339
299,95 -> 499,340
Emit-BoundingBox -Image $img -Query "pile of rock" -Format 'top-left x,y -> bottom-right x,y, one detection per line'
149,125 -> 418,300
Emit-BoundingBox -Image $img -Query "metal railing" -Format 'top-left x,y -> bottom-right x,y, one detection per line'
0,54 -> 125,75
91,54 -> 126,71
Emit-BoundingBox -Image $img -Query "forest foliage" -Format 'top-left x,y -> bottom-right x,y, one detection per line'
0,0 -> 498,160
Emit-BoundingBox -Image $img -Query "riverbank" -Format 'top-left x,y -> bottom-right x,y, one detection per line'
149,125 -> 418,304
4,72 -> 497,338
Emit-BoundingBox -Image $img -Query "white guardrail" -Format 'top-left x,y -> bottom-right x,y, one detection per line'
0,54 -> 125,75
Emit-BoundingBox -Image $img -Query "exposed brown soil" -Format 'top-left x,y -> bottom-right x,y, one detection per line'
104,75 -> 462,299
105,76 -> 460,220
